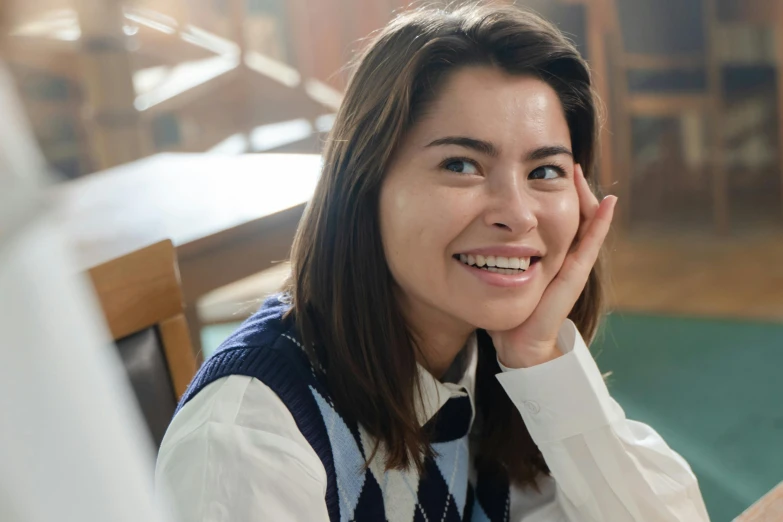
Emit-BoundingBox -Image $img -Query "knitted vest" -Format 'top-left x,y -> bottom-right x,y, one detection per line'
177,296 -> 510,522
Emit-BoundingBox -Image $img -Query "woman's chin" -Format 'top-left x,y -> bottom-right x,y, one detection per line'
465,303 -> 537,333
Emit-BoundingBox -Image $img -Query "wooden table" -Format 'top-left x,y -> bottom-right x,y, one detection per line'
54,153 -> 322,355
735,481 -> 783,521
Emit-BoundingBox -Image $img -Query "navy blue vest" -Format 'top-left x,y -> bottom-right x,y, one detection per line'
177,295 -> 510,521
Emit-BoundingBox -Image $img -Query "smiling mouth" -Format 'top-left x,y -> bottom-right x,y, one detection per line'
452,253 -> 542,274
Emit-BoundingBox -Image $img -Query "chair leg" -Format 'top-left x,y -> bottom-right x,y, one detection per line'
713,162 -> 729,235
776,17 -> 783,222
617,109 -> 634,234
706,107 -> 729,235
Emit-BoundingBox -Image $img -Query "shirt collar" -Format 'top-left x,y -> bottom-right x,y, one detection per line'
414,331 -> 478,429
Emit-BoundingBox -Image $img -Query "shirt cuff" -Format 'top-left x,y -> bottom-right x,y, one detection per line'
495,319 -> 623,443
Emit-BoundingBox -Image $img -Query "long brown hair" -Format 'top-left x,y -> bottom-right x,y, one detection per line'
285,1 -> 604,487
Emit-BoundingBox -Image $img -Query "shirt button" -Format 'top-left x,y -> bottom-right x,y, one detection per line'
523,400 -> 540,414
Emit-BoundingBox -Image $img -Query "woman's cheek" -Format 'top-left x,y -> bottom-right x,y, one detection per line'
381,180 -> 443,274
543,191 -> 580,254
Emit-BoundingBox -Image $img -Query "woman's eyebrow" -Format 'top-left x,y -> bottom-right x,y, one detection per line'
425,138 -> 573,162
526,145 -> 573,161
425,136 -> 499,157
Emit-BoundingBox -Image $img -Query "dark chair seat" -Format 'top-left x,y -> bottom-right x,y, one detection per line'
115,327 -> 178,448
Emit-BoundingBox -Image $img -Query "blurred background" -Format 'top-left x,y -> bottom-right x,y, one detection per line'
1,0 -> 782,520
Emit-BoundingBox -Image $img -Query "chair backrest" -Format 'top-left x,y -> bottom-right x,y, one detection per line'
87,240 -> 198,448
616,0 -> 710,97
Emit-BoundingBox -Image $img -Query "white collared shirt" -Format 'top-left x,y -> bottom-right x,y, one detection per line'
155,320 -> 710,521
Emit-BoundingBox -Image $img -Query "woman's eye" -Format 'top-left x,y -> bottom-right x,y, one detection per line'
529,165 -> 564,180
443,159 -> 479,175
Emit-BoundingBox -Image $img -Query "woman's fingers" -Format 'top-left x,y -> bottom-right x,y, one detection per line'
535,194 -> 616,327
562,195 -> 617,288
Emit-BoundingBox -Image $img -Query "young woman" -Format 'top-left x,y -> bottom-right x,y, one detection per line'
156,4 -> 709,521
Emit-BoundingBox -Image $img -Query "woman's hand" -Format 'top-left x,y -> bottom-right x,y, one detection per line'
489,164 -> 617,368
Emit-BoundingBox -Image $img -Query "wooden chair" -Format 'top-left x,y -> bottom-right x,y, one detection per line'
606,0 -> 728,233
87,239 -> 198,448
609,0 -> 783,234
716,0 -> 783,223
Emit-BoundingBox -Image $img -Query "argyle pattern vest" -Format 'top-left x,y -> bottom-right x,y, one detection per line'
177,295 -> 511,522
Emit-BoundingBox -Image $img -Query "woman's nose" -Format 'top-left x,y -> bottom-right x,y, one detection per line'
483,178 -> 538,234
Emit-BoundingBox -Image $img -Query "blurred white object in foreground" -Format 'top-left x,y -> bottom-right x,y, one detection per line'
0,63 -> 172,522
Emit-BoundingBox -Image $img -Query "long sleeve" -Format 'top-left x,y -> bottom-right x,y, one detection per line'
496,320 -> 710,522
155,375 -> 330,521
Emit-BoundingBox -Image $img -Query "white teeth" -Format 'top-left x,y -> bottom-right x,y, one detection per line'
457,253 -> 532,272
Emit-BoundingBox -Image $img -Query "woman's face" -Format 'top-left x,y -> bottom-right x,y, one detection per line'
379,66 -> 580,335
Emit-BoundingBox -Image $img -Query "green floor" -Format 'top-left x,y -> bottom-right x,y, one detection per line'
593,313 -> 783,521
203,313 -> 783,521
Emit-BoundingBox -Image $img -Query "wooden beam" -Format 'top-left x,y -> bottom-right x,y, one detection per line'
292,0 -> 344,89
228,0 -> 257,137
602,0 -> 632,234
777,7 -> 783,221
586,0 -> 614,194
136,64 -> 241,119
74,0 -> 145,169
704,0 -> 729,235
228,0 -> 246,57
627,94 -> 712,115
124,0 -> 189,33
623,53 -> 705,70
731,0 -> 782,24
284,0 -> 313,79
